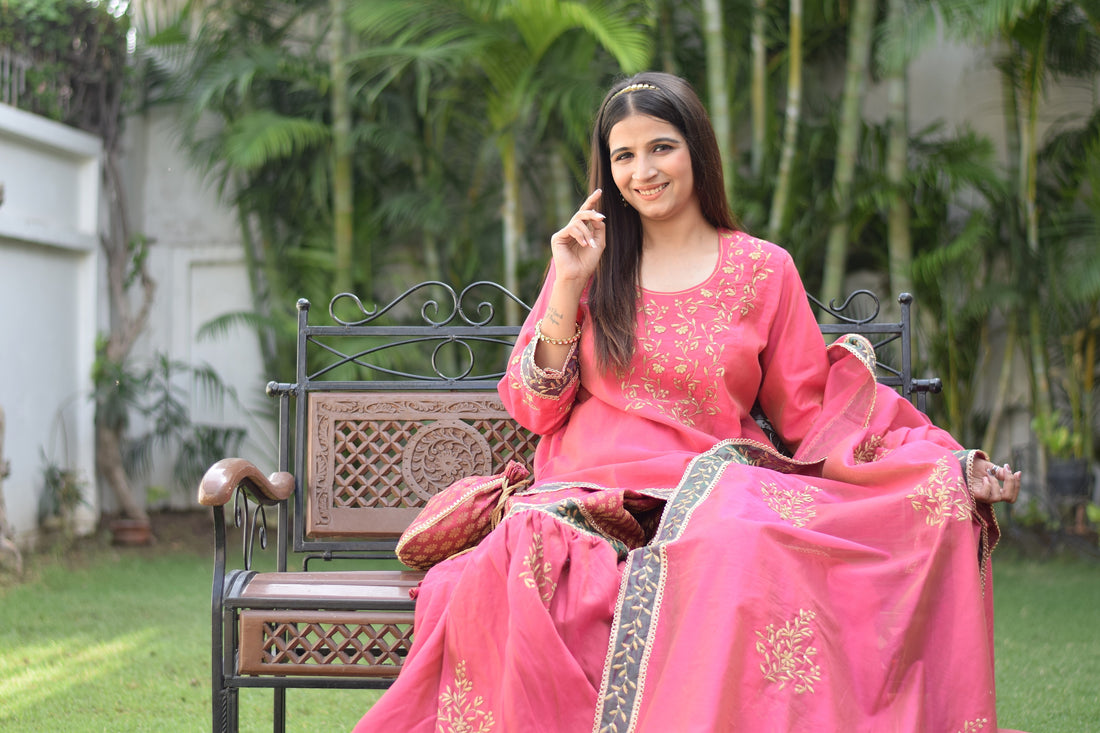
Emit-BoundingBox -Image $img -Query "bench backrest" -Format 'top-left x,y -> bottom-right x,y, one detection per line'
268,282 -> 938,566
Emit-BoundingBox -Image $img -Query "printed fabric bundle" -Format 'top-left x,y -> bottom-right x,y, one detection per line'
396,460 -> 532,570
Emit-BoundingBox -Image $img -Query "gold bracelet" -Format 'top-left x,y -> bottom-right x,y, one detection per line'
534,319 -> 582,346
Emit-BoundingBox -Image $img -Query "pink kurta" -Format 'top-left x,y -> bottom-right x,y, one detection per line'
354,230 -> 1013,733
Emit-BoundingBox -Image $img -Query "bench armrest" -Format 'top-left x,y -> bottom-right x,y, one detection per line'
198,457 -> 295,507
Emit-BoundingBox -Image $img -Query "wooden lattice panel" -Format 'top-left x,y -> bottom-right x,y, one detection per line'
306,392 -> 539,538
238,610 -> 414,678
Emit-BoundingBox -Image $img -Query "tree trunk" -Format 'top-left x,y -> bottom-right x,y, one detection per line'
981,323 -> 1018,456
702,0 -> 734,199
97,145 -> 157,523
501,132 -> 524,324
1020,23 -> 1053,485
884,0 -> 913,305
96,420 -> 148,523
750,0 -> 768,179
657,0 -> 677,73
767,0 -> 801,241
235,203 -> 279,377
821,0 -> 875,302
331,0 -> 356,295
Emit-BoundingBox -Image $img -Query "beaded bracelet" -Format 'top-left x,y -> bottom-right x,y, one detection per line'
534,319 -> 582,346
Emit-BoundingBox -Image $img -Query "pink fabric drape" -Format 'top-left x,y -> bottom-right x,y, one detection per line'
353,232 -> 1019,733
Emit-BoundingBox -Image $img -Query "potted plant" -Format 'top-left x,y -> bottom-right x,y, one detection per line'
94,351 -> 248,544
1032,411 -> 1091,498
37,452 -> 88,545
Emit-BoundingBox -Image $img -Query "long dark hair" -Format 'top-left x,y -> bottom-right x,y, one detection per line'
586,72 -> 738,371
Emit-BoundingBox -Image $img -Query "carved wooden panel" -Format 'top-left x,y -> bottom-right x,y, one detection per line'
306,392 -> 538,538
238,610 -> 413,678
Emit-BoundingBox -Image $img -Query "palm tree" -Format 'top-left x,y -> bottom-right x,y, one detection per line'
881,0 -> 1100,463
351,0 -> 650,322
702,0 -> 734,198
330,0 -> 355,295
820,0 -> 876,304
766,0 -> 802,241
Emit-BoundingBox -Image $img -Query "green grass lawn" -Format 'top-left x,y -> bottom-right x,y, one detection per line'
1,514 -> 1097,732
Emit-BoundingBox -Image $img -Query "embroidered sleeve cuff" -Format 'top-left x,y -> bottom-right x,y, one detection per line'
954,449 -> 991,500
953,448 -> 1000,592
519,337 -> 580,398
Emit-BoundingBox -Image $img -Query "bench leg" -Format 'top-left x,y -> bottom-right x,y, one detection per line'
274,688 -> 286,733
214,686 -> 238,733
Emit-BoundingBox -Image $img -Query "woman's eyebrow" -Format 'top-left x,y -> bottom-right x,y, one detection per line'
610,136 -> 681,157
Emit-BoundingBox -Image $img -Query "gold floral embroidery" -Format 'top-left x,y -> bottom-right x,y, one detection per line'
761,482 -> 821,527
725,237 -> 775,316
438,659 -> 495,733
907,456 -> 972,526
518,533 -> 556,605
755,608 -> 821,694
853,434 -> 889,463
622,234 -> 773,426
958,719 -> 988,732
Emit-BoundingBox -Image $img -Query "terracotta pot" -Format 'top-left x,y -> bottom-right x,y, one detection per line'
109,518 -> 154,546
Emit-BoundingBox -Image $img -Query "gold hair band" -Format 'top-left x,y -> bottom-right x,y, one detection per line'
611,82 -> 659,100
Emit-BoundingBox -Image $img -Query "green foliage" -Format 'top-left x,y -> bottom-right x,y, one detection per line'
1032,411 -> 1088,459
94,348 -> 248,499
0,0 -> 130,133
35,451 -> 87,528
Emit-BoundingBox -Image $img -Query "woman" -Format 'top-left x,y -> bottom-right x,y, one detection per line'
354,72 -> 1022,732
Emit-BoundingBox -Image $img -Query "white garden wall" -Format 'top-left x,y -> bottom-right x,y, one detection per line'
0,102 -> 271,546
0,103 -> 101,542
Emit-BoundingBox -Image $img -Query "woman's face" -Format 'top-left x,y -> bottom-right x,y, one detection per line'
607,113 -> 698,225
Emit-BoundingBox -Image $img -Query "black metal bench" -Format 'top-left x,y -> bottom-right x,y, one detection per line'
197,281 -> 940,732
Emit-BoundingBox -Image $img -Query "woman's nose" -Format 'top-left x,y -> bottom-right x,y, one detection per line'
632,156 -> 656,180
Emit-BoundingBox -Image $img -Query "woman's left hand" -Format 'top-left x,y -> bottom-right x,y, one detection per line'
970,458 -> 1021,504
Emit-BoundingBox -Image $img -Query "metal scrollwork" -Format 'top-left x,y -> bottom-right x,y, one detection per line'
430,338 -> 476,381
457,281 -> 531,326
329,282 -> 460,327
233,487 -> 270,571
808,289 -> 881,325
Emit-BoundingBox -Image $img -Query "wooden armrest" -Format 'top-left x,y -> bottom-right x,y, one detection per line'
197,457 -> 295,507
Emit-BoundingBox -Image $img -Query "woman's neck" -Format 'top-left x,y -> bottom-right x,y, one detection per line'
639,215 -> 721,292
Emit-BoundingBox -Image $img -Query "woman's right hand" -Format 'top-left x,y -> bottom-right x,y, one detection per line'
550,189 -> 607,285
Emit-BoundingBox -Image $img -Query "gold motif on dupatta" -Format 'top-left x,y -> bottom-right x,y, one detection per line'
622,236 -> 774,427
853,434 -> 889,463
957,719 -> 989,732
755,608 -> 822,694
438,659 -> 495,733
518,533 -> 557,606
761,481 -> 821,527
907,456 -> 972,526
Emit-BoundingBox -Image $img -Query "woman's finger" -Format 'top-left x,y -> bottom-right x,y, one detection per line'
580,188 -> 603,211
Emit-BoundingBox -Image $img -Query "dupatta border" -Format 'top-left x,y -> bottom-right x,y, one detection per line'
593,440 -> 753,733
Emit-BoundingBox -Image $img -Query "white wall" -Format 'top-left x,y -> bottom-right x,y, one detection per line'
122,108 -> 274,510
0,103 -> 101,542
0,101 -> 273,544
